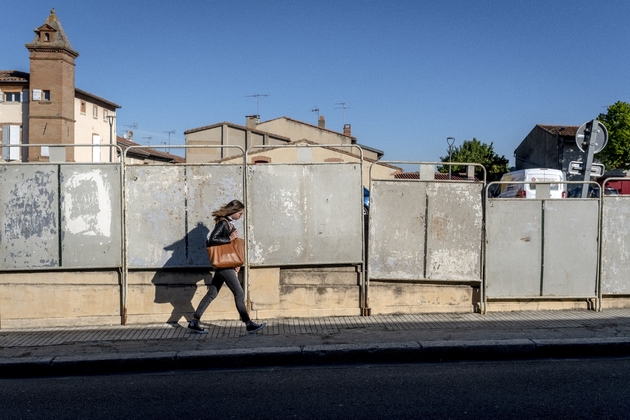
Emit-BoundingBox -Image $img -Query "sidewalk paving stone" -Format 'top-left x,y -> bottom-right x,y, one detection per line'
2,309 -> 630,377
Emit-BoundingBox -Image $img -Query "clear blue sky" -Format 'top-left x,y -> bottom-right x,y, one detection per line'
3,0 -> 629,164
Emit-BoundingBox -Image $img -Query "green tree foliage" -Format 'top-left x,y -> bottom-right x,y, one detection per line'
439,138 -> 509,181
597,101 -> 630,171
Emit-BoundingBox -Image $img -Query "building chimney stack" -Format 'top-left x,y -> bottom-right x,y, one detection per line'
343,123 -> 351,136
246,115 -> 260,129
318,116 -> 326,128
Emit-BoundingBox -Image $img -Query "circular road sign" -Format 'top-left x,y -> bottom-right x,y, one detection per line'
575,120 -> 608,153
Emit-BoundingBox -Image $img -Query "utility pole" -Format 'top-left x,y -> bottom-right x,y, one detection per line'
447,137 -> 455,180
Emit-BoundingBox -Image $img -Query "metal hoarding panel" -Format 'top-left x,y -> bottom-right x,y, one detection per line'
368,180 -> 427,280
187,165 -> 243,267
247,163 -> 363,266
425,182 -> 483,281
601,197 -> 630,294
0,165 -> 59,268
542,200 -> 598,297
60,165 -> 122,268
485,200 -> 542,298
126,166 -> 187,268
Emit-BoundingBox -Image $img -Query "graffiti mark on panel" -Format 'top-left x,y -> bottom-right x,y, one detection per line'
62,170 -> 112,237
4,170 -> 57,240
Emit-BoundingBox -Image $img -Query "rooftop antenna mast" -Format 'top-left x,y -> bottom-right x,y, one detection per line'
335,102 -> 350,125
142,136 -> 152,146
123,123 -> 138,140
311,106 -> 320,122
246,94 -> 269,117
164,130 -> 175,147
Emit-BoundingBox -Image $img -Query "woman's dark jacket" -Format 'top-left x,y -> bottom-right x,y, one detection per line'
206,219 -> 233,247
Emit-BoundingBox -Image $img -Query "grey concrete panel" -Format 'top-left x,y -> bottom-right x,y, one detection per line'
247,163 -> 363,266
485,201 -> 542,297
0,165 -> 59,268
542,200 -> 598,297
601,197 -> 630,294
425,183 -> 483,281
126,166 -> 187,268
368,181 -> 427,280
186,165 -> 243,266
60,165 -> 122,268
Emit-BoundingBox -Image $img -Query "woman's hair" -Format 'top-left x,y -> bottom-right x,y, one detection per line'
212,199 -> 244,222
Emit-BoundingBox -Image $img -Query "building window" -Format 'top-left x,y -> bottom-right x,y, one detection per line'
80,100 -> 86,114
103,109 -> 108,121
93,105 -> 98,119
5,92 -> 21,102
32,89 -> 50,101
92,134 -> 101,162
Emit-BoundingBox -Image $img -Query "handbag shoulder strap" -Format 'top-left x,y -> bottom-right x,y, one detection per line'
220,217 -> 234,233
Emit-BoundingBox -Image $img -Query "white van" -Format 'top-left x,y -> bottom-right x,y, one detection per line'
498,168 -> 566,199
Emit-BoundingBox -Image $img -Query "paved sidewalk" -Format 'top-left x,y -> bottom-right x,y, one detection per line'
2,309 -> 630,377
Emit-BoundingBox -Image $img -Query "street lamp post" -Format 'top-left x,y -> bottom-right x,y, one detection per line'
447,137 -> 455,180
106,115 -> 116,162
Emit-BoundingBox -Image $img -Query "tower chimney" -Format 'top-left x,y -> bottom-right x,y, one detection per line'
318,116 -> 325,128
246,115 -> 260,129
343,124 -> 351,136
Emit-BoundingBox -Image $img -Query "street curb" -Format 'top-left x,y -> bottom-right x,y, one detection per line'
420,339 -> 536,361
3,338 -> 630,378
531,337 -> 630,358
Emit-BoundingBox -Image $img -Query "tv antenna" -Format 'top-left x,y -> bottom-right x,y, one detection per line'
124,122 -> 138,130
311,106 -> 320,119
142,136 -> 152,146
246,94 -> 269,116
163,130 -> 175,147
335,102 -> 350,125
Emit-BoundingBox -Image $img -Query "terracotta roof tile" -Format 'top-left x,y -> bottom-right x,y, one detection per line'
117,136 -> 185,163
537,124 -> 579,137
0,70 -> 29,83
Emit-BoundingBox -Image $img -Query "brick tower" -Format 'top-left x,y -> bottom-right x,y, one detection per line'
25,9 -> 79,161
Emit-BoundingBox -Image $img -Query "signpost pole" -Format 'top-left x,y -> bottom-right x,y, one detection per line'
580,120 -> 597,198
574,119 -> 608,198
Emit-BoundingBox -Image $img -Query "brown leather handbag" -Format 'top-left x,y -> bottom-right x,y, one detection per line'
207,237 -> 245,269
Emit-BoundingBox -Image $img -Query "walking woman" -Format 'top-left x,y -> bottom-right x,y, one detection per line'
188,200 -> 266,334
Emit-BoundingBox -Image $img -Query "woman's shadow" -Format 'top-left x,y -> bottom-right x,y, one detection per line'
151,222 -> 212,324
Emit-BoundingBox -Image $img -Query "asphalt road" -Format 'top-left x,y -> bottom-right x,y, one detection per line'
2,357 -> 630,419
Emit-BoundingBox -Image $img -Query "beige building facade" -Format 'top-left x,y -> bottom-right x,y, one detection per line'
255,116 -> 383,162
185,121 -> 291,163
184,115 -> 393,183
